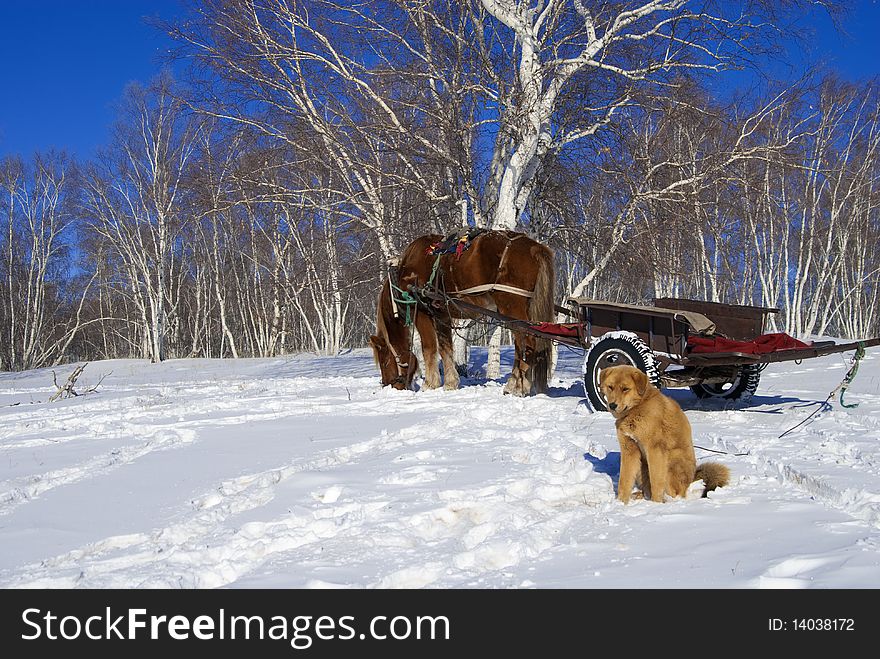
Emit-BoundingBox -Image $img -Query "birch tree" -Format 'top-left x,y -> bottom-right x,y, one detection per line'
82,76 -> 202,362
169,0 -> 458,261
472,0 -> 827,230
0,153 -> 92,370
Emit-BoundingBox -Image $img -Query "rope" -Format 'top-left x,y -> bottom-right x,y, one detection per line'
386,250 -> 444,329
836,341 -> 865,408
778,342 -> 866,438
389,282 -> 418,326
694,444 -> 749,456
426,253 -> 441,289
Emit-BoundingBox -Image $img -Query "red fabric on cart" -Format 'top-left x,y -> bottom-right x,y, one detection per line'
529,322 -> 580,337
687,332 -> 810,354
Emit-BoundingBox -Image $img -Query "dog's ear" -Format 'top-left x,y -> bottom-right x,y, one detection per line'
633,369 -> 649,396
599,367 -> 609,386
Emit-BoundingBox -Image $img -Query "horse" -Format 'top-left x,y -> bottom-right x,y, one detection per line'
369,229 -> 555,396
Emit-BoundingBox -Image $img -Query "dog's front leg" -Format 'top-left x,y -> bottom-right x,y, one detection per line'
636,458 -> 652,501
645,446 -> 669,503
617,431 -> 641,504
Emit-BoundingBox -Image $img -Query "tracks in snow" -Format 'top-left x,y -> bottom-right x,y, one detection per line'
0,379 -> 392,517
694,392 -> 880,529
3,355 -> 880,588
0,381 -> 603,589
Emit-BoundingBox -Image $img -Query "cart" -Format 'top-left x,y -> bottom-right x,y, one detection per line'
421,289 -> 880,411
570,297 -> 880,411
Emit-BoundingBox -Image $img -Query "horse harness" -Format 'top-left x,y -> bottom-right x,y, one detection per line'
420,230 -> 535,313
383,230 -> 536,384
448,232 -> 534,299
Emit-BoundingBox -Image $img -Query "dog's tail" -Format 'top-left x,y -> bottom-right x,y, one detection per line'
694,462 -> 730,498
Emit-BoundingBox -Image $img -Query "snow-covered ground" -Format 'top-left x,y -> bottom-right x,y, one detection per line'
1,343 -> 879,589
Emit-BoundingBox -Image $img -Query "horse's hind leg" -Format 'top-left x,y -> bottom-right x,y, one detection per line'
503,332 -> 531,396
414,313 -> 442,389
522,335 -> 549,395
436,320 -> 460,390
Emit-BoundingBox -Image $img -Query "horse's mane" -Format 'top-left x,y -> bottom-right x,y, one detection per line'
372,279 -> 390,366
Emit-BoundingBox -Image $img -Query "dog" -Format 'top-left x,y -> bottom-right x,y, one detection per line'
598,364 -> 730,503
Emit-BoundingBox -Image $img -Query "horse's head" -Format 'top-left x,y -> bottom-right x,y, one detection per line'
369,333 -> 417,390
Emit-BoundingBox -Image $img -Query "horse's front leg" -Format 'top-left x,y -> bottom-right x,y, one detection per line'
436,319 -> 460,390
414,312 -> 442,389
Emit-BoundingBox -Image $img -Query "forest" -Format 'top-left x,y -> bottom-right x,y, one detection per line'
1,0 -> 877,371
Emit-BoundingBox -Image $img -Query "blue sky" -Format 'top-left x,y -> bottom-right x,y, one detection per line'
786,0 -> 880,79
0,0 -> 878,160
0,0 -> 183,158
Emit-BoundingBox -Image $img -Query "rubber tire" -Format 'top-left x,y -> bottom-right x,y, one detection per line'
583,334 -> 660,412
690,363 -> 761,403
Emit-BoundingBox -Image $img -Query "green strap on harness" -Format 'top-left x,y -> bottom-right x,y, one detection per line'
389,255 -> 442,326
835,341 -> 865,409
389,284 -> 417,326
427,253 -> 441,289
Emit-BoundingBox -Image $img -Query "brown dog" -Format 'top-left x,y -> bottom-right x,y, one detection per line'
599,365 -> 730,503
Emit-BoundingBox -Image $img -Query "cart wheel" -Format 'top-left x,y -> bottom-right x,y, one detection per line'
583,333 -> 660,412
690,364 -> 761,402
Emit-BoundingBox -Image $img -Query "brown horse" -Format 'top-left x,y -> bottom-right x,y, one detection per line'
369,230 -> 555,396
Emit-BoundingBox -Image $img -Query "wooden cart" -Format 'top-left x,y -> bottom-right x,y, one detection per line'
568,297 -> 879,411
422,288 -> 880,411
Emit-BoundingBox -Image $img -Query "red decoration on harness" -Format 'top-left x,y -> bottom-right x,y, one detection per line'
427,229 -> 487,259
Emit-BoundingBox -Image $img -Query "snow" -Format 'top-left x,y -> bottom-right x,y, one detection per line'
1,343 -> 879,589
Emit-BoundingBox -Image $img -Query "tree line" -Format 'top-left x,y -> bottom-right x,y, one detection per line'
2,0 -> 877,372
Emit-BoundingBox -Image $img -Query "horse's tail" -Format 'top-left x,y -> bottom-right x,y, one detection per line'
528,243 -> 555,394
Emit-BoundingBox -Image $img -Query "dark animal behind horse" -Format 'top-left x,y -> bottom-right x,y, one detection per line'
370,230 -> 555,396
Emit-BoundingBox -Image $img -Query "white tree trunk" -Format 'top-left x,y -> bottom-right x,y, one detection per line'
486,324 -> 502,379
452,319 -> 469,375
